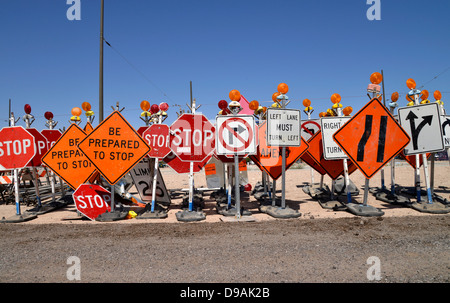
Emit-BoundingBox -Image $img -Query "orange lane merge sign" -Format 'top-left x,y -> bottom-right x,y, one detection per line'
333,98 -> 410,179
77,111 -> 151,185
41,124 -> 96,190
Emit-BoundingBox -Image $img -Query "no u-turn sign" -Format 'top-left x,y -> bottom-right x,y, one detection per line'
216,115 -> 257,155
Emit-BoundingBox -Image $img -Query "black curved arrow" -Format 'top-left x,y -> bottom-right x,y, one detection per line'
406,111 -> 433,150
442,118 -> 450,136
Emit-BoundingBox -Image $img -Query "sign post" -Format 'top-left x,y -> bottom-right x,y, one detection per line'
334,73 -> 391,216
139,101 -> 171,219
263,83 -> 302,218
170,100 -> 215,222
20,104 -> 47,211
372,92 -> 412,205
0,113 -> 37,223
216,92 -> 257,220
397,79 -> 449,214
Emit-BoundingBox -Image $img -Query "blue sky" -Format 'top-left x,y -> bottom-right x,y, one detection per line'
1,0 -> 449,130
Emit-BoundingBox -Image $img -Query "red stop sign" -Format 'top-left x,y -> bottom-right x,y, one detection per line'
163,152 -> 211,174
0,126 -> 36,170
142,124 -> 171,158
41,129 -> 62,150
170,113 -> 215,162
26,128 -> 49,167
72,184 -> 111,221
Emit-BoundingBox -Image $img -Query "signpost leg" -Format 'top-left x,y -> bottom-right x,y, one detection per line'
281,147 -> 286,209
343,159 -> 352,204
189,161 -> 194,212
234,154 -> 241,219
422,153 -> 433,203
49,170 -> 56,202
390,158 -> 396,195
415,155 -> 421,202
14,169 -> 21,216
430,155 -> 435,196
363,178 -> 370,206
151,157 -> 159,213
32,167 -> 42,208
272,179 -> 276,206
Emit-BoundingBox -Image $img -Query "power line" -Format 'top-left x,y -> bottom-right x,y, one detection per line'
103,38 -> 174,103
418,66 -> 450,89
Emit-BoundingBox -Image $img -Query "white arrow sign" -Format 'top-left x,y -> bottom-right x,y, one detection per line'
398,103 -> 444,155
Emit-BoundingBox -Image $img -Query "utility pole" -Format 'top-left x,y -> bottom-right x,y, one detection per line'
99,0 -> 104,122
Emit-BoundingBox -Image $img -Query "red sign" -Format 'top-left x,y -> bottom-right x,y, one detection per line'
142,124 -> 171,158
170,113 -> 215,162
0,126 -> 36,170
26,128 -> 49,167
77,111 -> 151,185
72,184 -> 111,221
399,150 -> 431,169
249,122 -> 309,180
41,129 -> 62,150
306,130 -> 357,180
163,152 -> 211,174
333,98 -> 411,179
300,151 -> 327,176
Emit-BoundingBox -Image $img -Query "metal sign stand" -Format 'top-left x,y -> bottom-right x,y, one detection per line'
139,104 -> 169,219
301,103 -> 327,198
406,89 -> 449,214
264,91 -> 301,219
22,110 -> 44,213
345,86 -> 384,217
1,113 -> 38,223
26,113 -> 71,215
374,96 -> 411,205
175,99 -> 206,222
219,100 -> 254,222
96,103 -> 129,222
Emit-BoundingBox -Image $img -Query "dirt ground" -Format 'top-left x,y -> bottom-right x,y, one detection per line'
0,161 -> 449,286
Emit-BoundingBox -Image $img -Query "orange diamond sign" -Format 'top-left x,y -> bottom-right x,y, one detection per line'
77,111 -> 151,185
41,124 -> 96,189
333,98 -> 410,179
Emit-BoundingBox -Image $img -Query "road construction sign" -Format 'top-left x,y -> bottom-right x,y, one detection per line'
398,103 -> 444,155
441,115 -> 450,148
249,122 -> 309,180
25,128 -> 48,167
333,98 -> 411,179
0,126 -> 36,170
170,113 -> 215,162
301,119 -> 321,141
129,157 -> 171,207
41,124 -> 96,189
142,124 -> 171,158
72,184 -> 111,221
266,108 -> 301,146
77,111 -> 151,185
320,116 -> 351,160
306,130 -> 357,180
216,115 -> 256,155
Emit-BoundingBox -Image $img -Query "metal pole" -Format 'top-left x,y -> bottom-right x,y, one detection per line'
9,99 -> 11,126
281,146 -> 286,208
188,98 -> 196,212
380,70 -> 386,190
10,113 -> 21,216
413,93 -> 421,201
99,0 -> 104,122
234,154 -> 241,218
